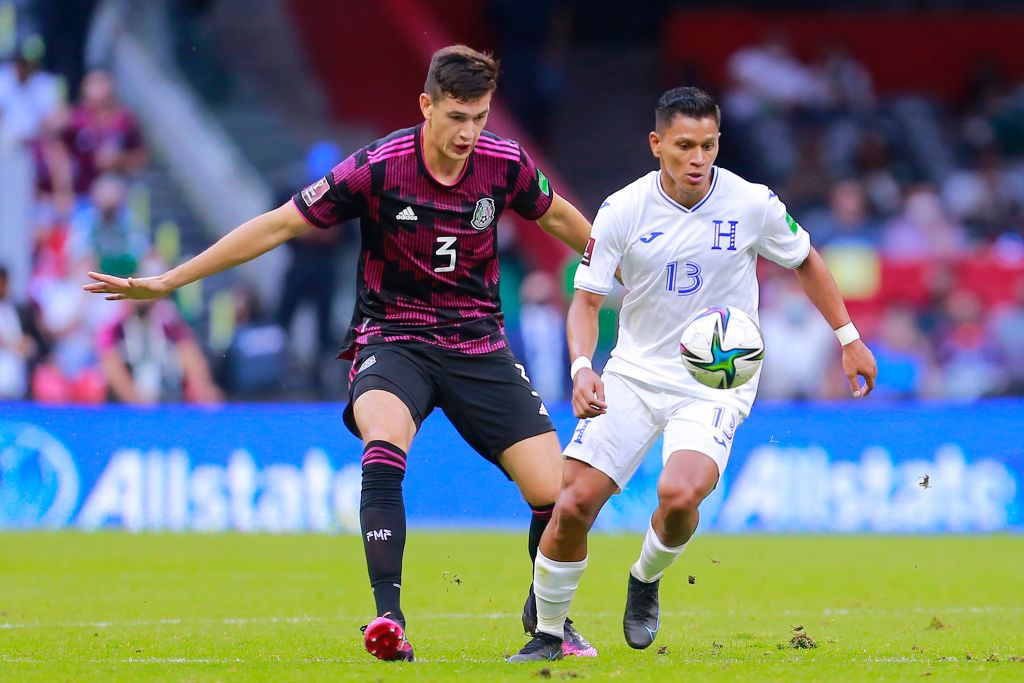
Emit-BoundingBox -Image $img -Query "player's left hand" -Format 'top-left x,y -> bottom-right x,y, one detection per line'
572,367 -> 607,418
842,339 -> 876,398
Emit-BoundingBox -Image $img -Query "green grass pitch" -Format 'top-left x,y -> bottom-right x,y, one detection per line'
2,532 -> 1022,681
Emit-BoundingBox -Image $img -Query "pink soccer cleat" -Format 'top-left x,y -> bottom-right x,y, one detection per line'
562,618 -> 598,657
361,613 -> 414,661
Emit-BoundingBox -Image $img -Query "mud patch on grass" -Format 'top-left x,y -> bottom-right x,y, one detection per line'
778,625 -> 817,649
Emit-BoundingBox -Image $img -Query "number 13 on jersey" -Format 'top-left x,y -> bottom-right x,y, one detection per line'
665,260 -> 702,295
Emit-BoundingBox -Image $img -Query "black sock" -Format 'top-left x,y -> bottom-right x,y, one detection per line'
528,503 -> 554,564
360,440 -> 408,625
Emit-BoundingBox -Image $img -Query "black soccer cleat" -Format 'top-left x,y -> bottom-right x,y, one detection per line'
623,574 -> 661,649
523,585 -> 598,657
508,631 -> 565,662
522,583 -> 537,634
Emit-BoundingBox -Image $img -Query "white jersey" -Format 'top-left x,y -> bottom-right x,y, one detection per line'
575,167 -> 811,416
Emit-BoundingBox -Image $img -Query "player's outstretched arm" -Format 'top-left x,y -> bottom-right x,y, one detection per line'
536,192 -> 592,255
793,246 -> 877,397
567,289 -> 608,418
83,201 -> 312,300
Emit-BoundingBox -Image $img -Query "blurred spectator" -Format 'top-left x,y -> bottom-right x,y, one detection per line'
913,263 -> 957,342
958,58 -> 1024,157
219,284 -> 286,397
0,264 -> 33,398
989,281 -> 1024,395
276,141 -> 347,391
0,35 -> 62,144
64,69 -> 145,195
934,288 -> 1002,399
804,179 -> 883,247
517,269 -> 567,401
97,297 -> 222,405
814,38 -> 875,114
942,145 -> 1024,241
723,29 -> 829,186
852,130 -> 904,216
0,35 -> 74,215
778,134 -> 832,218
757,274 -> 837,401
67,173 -> 149,277
28,265 -> 109,403
882,187 -> 969,260
807,38 -> 878,178
865,304 -> 937,400
725,28 -> 827,120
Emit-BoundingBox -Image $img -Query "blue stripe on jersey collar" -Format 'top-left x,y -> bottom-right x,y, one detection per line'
654,167 -> 718,213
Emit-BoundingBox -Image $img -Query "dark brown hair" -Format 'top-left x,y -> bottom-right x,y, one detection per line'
424,45 -> 499,102
656,86 -> 721,131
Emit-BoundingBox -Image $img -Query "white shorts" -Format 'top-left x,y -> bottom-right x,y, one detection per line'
563,372 -> 743,491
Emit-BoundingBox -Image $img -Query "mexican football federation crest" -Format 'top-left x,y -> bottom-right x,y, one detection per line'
471,197 -> 496,230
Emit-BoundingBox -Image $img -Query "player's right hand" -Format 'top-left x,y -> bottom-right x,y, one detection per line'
83,271 -> 172,301
571,367 -> 607,419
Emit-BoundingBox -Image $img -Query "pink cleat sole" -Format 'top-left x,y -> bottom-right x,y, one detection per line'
362,615 -> 414,661
562,641 -> 598,657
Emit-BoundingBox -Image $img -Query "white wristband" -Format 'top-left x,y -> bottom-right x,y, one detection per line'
570,356 -> 592,380
834,322 -> 860,346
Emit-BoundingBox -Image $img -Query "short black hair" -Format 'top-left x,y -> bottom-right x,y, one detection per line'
655,86 -> 720,131
424,45 -> 499,102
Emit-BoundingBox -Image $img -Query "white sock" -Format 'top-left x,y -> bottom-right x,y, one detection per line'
630,522 -> 687,583
533,551 -> 587,638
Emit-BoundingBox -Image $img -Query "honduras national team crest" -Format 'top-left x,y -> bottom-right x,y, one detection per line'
471,197 -> 496,230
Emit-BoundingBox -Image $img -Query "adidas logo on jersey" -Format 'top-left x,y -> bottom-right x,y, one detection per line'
396,206 -> 418,221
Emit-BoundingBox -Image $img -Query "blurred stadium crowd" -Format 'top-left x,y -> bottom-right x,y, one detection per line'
1,0 -> 1023,405
716,27 -> 1024,401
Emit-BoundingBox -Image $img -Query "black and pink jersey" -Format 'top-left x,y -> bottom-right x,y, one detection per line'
292,123 -> 554,358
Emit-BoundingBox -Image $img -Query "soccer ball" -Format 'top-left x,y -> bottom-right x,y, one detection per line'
679,306 -> 764,389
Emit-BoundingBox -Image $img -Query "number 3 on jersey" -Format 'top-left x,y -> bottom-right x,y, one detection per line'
435,236 -> 458,273
665,260 -> 702,295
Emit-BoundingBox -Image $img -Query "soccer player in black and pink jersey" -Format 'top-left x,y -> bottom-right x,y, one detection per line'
84,45 -> 597,662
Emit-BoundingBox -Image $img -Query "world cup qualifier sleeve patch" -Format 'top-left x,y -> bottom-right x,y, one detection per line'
301,178 -> 330,206
581,237 -> 596,266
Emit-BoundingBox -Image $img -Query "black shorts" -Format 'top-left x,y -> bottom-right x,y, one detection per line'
343,342 -> 556,476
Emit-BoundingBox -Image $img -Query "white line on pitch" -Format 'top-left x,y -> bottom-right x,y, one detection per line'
2,605 -> 1023,631
0,655 -> 999,666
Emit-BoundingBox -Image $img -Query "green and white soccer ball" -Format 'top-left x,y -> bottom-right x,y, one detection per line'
679,306 -> 765,389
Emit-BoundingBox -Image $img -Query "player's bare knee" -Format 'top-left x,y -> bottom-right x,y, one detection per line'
553,485 -> 602,534
656,480 -> 711,515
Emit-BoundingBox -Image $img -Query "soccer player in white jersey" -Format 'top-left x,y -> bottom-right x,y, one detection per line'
509,86 -> 877,661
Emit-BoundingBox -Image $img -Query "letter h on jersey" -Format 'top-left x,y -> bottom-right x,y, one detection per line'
711,220 -> 738,251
